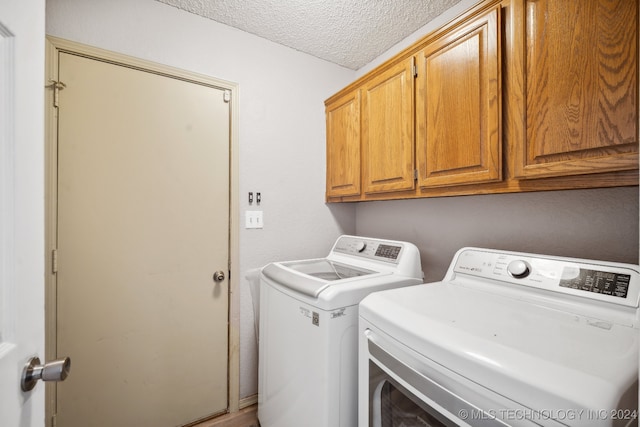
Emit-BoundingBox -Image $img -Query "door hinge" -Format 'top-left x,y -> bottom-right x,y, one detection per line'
414,169 -> 418,180
411,57 -> 417,78
47,80 -> 66,108
52,249 -> 58,274
51,413 -> 57,427
223,90 -> 231,103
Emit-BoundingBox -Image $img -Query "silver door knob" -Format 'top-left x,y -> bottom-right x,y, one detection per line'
213,271 -> 225,282
21,356 -> 71,392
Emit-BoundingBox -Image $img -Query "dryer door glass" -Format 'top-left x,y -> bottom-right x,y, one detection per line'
381,380 -> 448,427
370,361 -> 453,427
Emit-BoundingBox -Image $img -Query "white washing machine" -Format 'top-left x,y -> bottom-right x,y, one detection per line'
359,247 -> 639,427
258,235 -> 423,427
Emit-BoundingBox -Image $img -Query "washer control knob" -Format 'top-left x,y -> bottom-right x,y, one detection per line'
507,260 -> 530,279
355,242 -> 367,252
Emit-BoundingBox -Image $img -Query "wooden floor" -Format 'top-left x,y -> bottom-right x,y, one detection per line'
190,405 -> 259,427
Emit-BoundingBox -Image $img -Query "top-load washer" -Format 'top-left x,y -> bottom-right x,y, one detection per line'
359,247 -> 639,427
258,235 -> 423,427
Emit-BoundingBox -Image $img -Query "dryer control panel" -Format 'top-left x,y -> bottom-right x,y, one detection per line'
451,248 -> 640,308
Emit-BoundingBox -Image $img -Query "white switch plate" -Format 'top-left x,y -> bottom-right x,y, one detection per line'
245,210 -> 263,229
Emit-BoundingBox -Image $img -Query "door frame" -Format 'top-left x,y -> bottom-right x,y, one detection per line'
44,36 -> 241,423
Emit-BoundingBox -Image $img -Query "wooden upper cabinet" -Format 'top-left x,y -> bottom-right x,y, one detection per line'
325,90 -> 361,198
416,7 -> 502,188
514,0 -> 638,178
361,58 -> 415,194
324,0 -> 638,203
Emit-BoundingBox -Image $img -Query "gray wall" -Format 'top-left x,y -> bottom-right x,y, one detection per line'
356,187 -> 639,283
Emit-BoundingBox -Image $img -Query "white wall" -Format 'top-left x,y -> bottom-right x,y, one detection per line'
45,0 -> 357,400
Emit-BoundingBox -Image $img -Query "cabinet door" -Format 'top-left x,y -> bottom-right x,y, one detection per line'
416,7 -> 501,188
326,90 -> 361,198
514,0 -> 638,178
362,58 -> 415,194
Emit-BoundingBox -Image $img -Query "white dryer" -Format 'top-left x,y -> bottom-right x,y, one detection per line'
258,235 -> 423,427
359,247 -> 639,427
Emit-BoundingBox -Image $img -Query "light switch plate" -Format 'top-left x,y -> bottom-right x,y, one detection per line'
245,210 -> 263,229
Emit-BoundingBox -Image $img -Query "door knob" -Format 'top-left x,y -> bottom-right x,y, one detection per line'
21,356 -> 71,392
213,271 -> 225,282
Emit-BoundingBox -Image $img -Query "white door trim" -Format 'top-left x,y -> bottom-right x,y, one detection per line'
44,35 -> 241,422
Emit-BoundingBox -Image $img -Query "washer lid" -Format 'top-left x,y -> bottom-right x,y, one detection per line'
282,259 -> 375,281
360,282 -> 639,414
262,259 -> 377,298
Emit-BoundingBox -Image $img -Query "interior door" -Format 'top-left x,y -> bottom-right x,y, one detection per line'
54,52 -> 230,426
0,1 -> 46,426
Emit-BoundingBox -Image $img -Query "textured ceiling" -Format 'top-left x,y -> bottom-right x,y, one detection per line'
156,0 -> 463,70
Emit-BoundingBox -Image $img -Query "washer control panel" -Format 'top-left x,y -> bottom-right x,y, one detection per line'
452,248 -> 640,307
332,236 -> 403,264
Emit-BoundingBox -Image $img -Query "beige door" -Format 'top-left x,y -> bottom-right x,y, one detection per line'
55,52 -> 230,426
